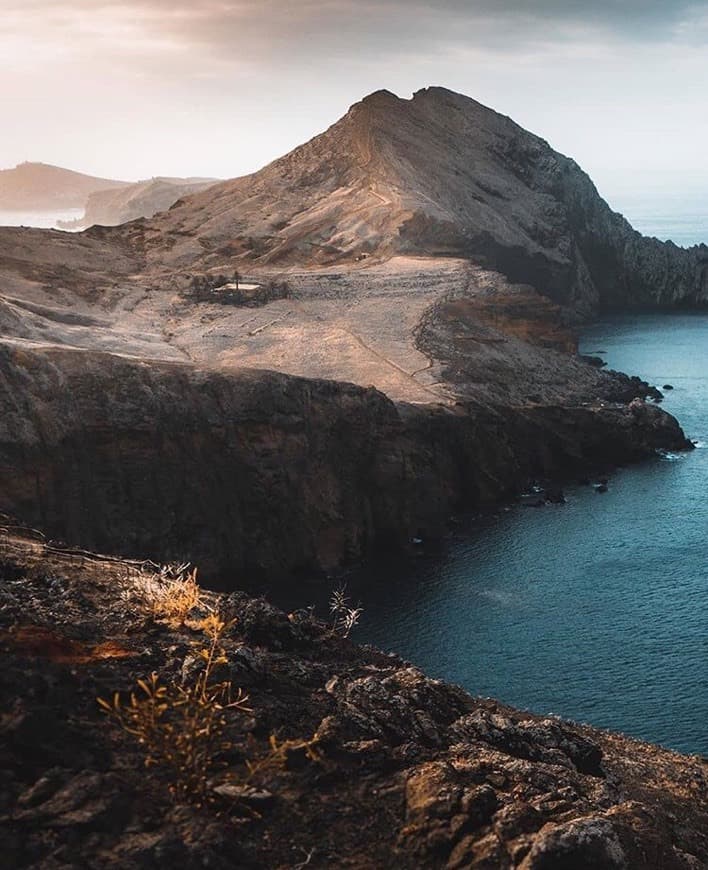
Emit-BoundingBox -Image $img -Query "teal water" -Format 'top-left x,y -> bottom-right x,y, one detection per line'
625,209 -> 708,248
612,193 -> 708,248
352,313 -> 708,755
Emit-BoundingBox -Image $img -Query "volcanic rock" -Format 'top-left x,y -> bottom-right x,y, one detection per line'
0,529 -> 706,869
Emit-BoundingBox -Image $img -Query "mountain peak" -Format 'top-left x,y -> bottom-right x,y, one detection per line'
359,88 -> 401,106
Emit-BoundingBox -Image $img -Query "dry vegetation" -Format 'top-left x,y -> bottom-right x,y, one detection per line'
103,567 -> 323,805
122,561 -> 204,626
99,611 -> 250,802
329,584 -> 363,638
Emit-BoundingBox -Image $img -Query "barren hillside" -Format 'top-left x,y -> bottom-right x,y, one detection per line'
139,87 -> 708,315
58,176 -> 220,230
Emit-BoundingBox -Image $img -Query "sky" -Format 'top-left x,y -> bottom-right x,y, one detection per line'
3,0 -> 708,211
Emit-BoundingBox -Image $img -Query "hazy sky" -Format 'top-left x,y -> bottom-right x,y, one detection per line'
3,0 -> 708,208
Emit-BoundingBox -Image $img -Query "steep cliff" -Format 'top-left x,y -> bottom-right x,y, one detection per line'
0,343 -> 689,586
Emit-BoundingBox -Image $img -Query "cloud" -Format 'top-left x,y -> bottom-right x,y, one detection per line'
3,0 -> 708,184
4,0 -> 708,75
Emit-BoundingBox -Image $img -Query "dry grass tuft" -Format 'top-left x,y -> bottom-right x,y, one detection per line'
245,733 -> 322,781
329,584 -> 363,638
124,562 -> 204,626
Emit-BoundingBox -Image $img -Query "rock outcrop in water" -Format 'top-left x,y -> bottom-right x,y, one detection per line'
1,528 -> 706,869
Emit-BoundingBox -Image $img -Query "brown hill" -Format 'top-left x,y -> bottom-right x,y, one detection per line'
0,162 -> 130,211
142,87 -> 708,316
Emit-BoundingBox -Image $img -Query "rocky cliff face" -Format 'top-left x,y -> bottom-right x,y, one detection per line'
1,530 -> 706,869
0,343 -> 689,586
139,87 -> 708,317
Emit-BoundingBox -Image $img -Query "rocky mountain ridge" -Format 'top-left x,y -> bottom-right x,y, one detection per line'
139,87 -> 708,317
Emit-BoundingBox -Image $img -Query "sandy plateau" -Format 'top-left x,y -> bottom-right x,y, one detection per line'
0,232 -> 637,409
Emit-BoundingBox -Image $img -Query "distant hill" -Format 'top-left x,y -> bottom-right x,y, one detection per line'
0,162 -> 130,210
58,176 -> 220,229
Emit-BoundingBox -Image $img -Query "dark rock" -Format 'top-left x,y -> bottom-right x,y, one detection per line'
449,712 -> 604,777
12,772 -> 128,831
545,486 -> 566,504
580,355 -> 607,368
663,384 -> 674,390
519,817 -> 626,869
224,592 -> 297,649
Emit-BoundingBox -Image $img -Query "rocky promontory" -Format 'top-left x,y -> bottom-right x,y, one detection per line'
57,176 -> 219,230
1,528 -> 706,869
139,87 -> 708,317
0,86 -> 706,870
0,162 -> 130,211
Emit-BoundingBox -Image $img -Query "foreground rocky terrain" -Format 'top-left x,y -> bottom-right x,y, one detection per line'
1,526 -> 706,869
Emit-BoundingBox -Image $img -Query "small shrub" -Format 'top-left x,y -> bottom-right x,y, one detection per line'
99,614 -> 250,803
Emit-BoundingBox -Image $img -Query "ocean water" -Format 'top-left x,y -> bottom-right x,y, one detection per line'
0,209 -> 83,230
610,189 -> 708,248
621,205 -> 708,248
351,313 -> 708,755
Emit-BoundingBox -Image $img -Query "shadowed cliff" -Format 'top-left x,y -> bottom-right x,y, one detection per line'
0,344 -> 689,585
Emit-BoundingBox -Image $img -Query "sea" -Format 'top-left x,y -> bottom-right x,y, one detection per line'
350,201 -> 708,757
352,313 -> 708,756
0,208 -> 83,230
